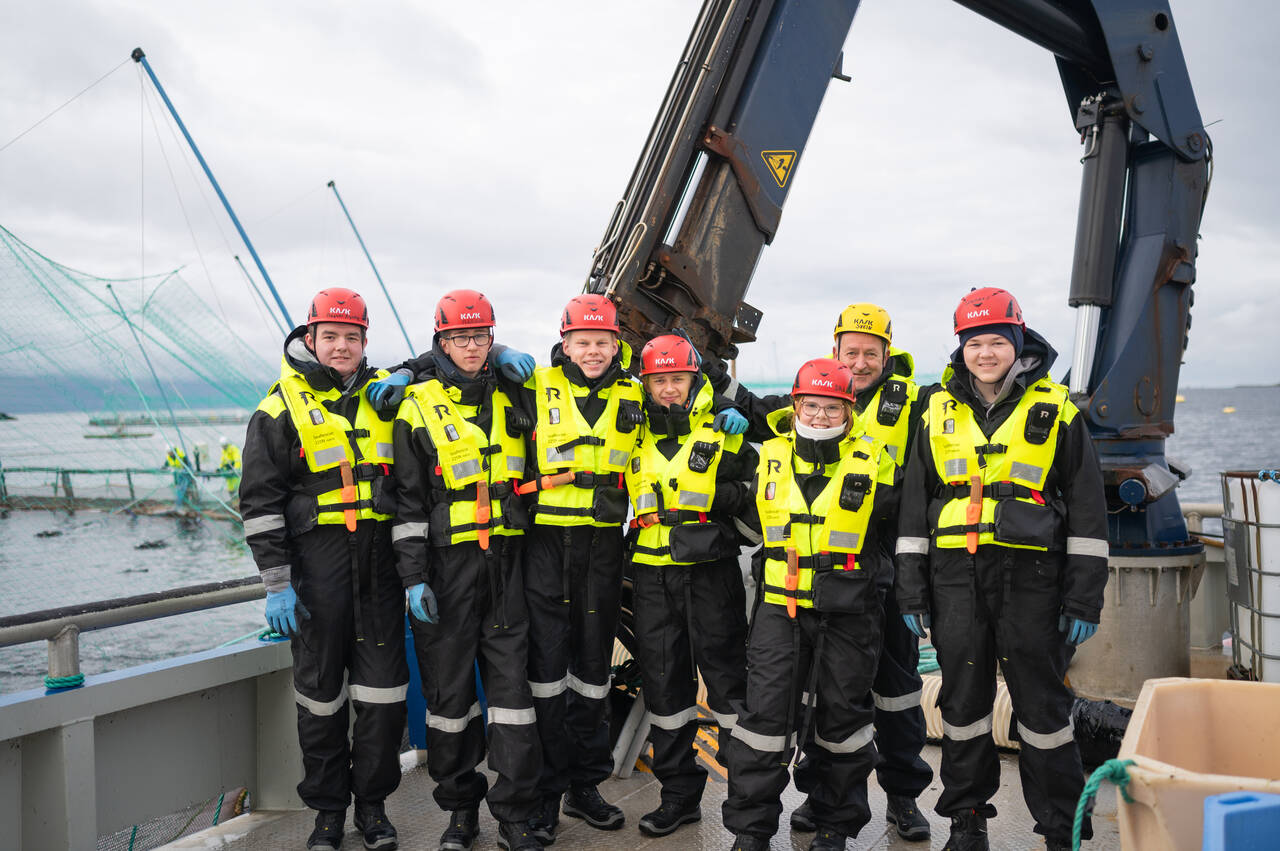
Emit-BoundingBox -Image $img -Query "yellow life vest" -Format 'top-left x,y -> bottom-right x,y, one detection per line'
624,381 -> 743,566
165,448 -> 188,470
219,444 -> 241,470
757,418 -> 893,611
268,360 -> 394,526
531,361 -> 643,528
850,347 -> 917,465
399,378 -> 527,546
928,374 -> 1074,551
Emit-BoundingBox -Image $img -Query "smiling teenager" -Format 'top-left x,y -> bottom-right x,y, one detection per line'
240,288 -> 407,851
894,287 -> 1108,851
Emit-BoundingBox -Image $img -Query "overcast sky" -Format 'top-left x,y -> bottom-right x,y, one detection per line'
2,0 -> 1276,388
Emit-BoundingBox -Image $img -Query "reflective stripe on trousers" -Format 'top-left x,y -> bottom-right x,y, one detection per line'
429,701 -> 483,733
872,689 -> 922,712
815,722 -> 875,754
943,712 -> 994,741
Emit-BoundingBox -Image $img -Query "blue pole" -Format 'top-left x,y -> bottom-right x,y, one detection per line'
328,180 -> 416,357
131,47 -> 294,329
234,254 -> 287,337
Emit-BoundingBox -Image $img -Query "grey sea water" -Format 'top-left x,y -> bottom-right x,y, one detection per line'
1,386 -> 1276,694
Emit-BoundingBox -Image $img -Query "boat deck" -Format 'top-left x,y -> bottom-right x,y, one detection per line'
165,743 -> 1120,850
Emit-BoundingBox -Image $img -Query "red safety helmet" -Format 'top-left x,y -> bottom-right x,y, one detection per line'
640,335 -> 700,376
791,358 -> 856,403
307,287 -> 369,328
435,289 -> 495,332
560,294 -> 619,335
953,287 -> 1024,334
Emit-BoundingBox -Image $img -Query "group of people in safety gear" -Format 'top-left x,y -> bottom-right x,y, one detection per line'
239,280 -> 1105,851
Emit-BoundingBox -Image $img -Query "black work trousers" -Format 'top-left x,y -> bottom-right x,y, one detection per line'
722,601 -> 882,840
291,521 -> 408,813
631,556 -> 747,804
524,522 -> 625,799
929,546 -> 1090,843
871,586 -> 933,797
410,536 -> 541,822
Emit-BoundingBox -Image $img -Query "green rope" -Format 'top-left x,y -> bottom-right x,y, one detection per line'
127,824 -> 137,851
44,673 -> 85,690
917,643 -> 939,674
212,791 -> 225,826
1073,758 -> 1135,850
216,627 -> 270,648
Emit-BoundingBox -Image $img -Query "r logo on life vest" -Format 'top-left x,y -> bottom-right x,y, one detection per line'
760,150 -> 797,188
433,404 -> 450,421
767,459 -> 782,475
942,399 -> 958,414
549,408 -> 560,425
544,387 -> 561,402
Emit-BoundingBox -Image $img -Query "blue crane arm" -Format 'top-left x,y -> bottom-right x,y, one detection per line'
589,0 -> 1210,553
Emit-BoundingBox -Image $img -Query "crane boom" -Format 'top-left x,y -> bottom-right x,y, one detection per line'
589,0 -> 1210,555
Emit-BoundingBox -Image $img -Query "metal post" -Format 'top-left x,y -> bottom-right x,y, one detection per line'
327,180 -> 416,357
60,470 -> 75,511
47,625 -> 81,681
130,47 -> 294,329
126,471 -> 135,501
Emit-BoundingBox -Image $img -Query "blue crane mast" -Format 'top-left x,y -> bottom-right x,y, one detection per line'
587,0 -> 1210,562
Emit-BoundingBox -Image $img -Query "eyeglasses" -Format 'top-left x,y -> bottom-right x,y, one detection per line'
442,331 -> 493,347
799,401 -> 845,419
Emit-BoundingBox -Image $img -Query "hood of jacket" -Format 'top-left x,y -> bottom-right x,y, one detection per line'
941,324 -> 1057,413
281,324 -> 374,394
642,371 -> 711,436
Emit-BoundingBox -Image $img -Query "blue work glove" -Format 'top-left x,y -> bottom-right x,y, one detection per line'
406,582 -> 439,624
1059,614 -> 1099,646
264,587 -> 310,637
712,408 -> 749,435
902,613 -> 931,639
367,372 -> 410,410
492,347 -> 535,384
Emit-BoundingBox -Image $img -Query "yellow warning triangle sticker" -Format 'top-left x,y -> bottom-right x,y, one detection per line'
760,150 -> 797,188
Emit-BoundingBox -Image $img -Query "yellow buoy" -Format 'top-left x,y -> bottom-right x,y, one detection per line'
1175,394 -> 1186,403
1222,406 -> 1236,414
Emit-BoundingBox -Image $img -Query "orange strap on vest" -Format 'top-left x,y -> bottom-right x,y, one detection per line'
475,481 -> 491,550
339,460 -> 358,532
516,471 -> 576,495
785,547 -> 799,619
965,474 -> 982,554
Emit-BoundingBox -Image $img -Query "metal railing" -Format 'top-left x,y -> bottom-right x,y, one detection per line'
0,576 -> 264,685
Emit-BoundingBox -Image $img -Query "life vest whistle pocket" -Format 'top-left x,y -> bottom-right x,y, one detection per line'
838,473 -> 872,511
687,440 -> 720,473
1024,402 -> 1059,445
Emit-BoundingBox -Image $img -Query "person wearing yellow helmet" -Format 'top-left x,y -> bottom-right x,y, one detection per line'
703,303 -> 934,841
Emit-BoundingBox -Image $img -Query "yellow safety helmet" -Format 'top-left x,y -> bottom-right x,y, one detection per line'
833,303 -> 892,345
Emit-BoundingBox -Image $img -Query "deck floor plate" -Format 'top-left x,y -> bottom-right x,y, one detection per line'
163,744 -> 1121,849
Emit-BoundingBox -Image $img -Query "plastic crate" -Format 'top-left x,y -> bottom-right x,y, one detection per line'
1117,678 -> 1280,850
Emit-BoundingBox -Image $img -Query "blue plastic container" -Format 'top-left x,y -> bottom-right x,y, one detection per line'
1202,792 -> 1280,850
